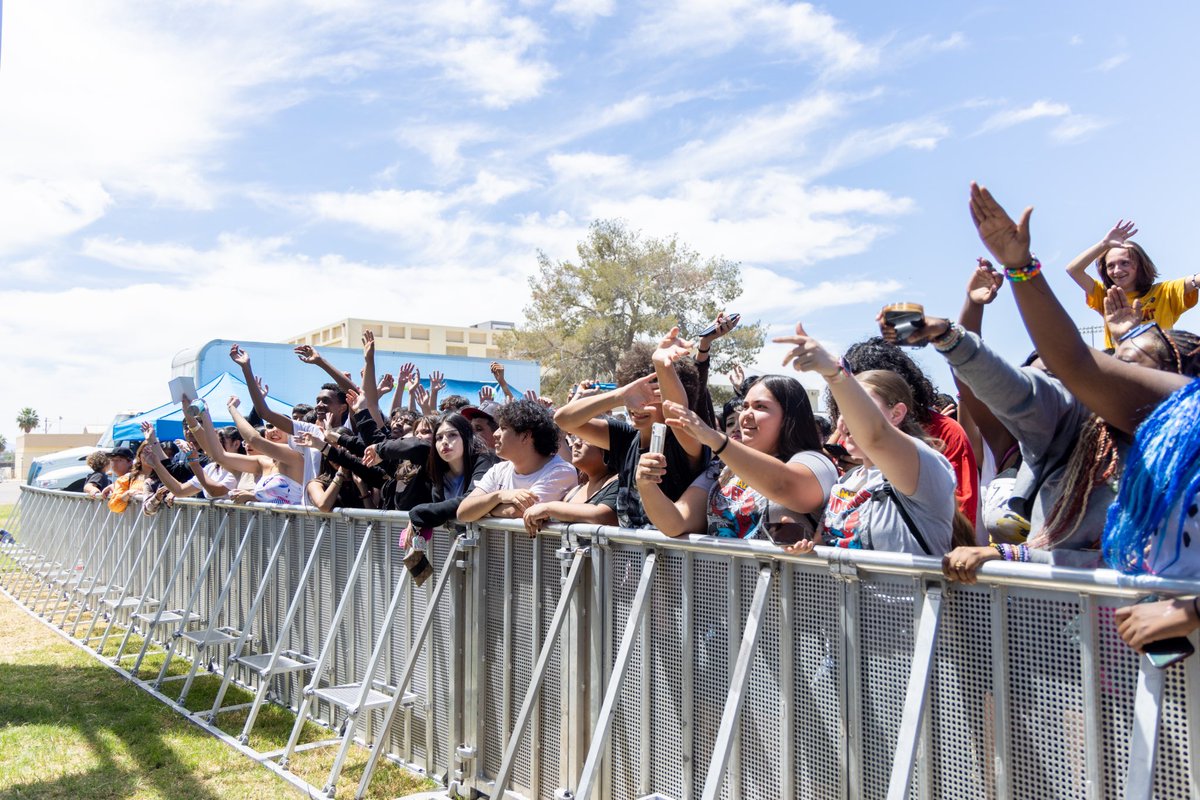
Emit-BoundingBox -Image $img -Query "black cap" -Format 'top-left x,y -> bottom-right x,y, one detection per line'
109,446 -> 135,460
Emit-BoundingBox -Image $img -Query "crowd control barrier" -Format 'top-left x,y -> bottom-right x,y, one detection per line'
3,486 -> 1200,800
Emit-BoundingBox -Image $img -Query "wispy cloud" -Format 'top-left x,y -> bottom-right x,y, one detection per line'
552,0 -> 615,26
1051,115 -> 1109,143
976,99 -> 1071,135
1092,53 -> 1129,72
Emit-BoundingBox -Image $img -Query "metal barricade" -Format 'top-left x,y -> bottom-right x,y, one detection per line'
6,486 -> 1200,800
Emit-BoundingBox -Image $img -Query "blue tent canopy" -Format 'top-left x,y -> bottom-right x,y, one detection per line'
111,372 -> 295,442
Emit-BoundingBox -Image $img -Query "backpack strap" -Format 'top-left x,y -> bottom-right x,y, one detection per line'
872,481 -> 933,556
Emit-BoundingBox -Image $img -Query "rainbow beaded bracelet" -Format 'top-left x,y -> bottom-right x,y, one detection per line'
1005,256 -> 1042,283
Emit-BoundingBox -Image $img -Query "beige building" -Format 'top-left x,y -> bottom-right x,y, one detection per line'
286,318 -> 515,359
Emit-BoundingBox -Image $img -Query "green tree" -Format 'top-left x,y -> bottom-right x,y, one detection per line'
499,220 -> 765,397
0,433 -> 6,453
16,408 -> 39,434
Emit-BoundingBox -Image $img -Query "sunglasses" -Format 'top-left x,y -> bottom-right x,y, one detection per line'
1118,321 -> 1181,373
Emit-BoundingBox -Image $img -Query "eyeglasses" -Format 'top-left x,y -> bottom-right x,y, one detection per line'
1118,321 -> 1181,373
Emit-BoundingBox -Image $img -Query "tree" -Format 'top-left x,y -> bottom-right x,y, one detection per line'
16,408 -> 39,434
499,220 -> 765,397
0,433 -> 6,453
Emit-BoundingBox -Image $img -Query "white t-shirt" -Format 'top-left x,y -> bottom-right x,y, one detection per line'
183,462 -> 239,499
474,455 -> 579,503
291,419 -> 325,486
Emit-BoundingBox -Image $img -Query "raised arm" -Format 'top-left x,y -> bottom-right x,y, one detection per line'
358,331 -> 386,427
554,373 -> 661,448
491,362 -> 515,402
652,327 -> 704,457
777,323 -> 923,496
390,362 -> 415,418
294,343 -> 358,395
227,396 -> 300,467
968,182 -> 1187,434
1064,220 -> 1137,294
229,344 -> 293,434
953,261 -> 1018,464
428,371 -> 445,412
633,452 -> 707,537
139,424 -> 199,498
661,400 -> 827,513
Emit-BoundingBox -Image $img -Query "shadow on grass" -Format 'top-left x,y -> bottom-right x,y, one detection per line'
0,661 -> 230,800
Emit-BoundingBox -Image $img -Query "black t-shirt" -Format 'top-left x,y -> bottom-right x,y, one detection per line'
604,417 -> 708,529
84,471 -> 111,492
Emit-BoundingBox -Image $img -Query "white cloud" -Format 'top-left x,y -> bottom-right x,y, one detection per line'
1051,115 -> 1109,143
552,0 -> 615,25
1093,54 -> 1129,72
433,17 -> 557,108
976,99 -> 1071,135
813,118 -> 950,176
633,0 -> 879,75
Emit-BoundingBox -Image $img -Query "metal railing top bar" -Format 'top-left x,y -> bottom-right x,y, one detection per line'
18,486 -> 1200,599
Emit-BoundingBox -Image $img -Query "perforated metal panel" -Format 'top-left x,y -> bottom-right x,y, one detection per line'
691,555 -> 730,800
607,544 -> 644,800
790,567 -> 843,800
857,577 -> 916,800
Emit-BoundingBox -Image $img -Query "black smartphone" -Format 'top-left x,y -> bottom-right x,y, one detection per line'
1135,595 -> 1196,668
698,313 -> 740,338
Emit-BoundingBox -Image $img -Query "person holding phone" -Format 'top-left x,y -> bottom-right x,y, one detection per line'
634,365 -> 836,542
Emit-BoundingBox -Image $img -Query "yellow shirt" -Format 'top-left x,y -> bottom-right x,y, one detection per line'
1086,277 -> 1198,349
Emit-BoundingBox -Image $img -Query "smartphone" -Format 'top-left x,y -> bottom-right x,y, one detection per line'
881,303 -> 926,345
698,313 -> 741,339
649,422 -> 667,455
1136,594 -> 1196,668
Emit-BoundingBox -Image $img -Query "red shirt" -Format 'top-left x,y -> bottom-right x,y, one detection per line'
923,411 -> 978,526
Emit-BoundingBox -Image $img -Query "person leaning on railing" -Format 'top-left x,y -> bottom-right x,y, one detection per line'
962,180 -> 1200,652
774,324 -> 970,556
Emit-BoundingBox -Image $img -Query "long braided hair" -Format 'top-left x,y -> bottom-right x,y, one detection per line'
1103,379 -> 1200,574
1026,414 -> 1120,549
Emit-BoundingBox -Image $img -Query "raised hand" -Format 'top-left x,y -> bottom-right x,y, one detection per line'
653,325 -> 695,368
294,344 -> 320,364
412,383 -> 432,413
968,182 -> 1033,269
662,399 -> 717,445
490,361 -> 506,381
430,371 -> 447,393
255,376 -> 269,397
140,420 -> 157,443
362,444 -> 381,468
727,364 -> 745,393
362,329 -> 375,355
619,373 -> 662,411
377,373 -> 395,396
227,395 -> 242,410
523,389 -> 538,403
700,311 -> 738,347
229,344 -> 250,366
774,323 -> 840,377
573,381 -> 603,400
635,451 -> 666,486
1103,285 -> 1144,340
346,388 -> 366,413
1103,219 -> 1138,248
397,362 -> 417,388
293,432 -> 323,450
876,309 -> 950,347
967,258 -> 1003,305
479,385 -> 495,403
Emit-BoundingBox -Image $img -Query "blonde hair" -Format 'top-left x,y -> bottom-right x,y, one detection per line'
856,370 -> 943,448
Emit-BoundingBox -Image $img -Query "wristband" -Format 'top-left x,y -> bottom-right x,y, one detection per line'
932,323 -> 966,354
713,434 -> 730,457
697,346 -> 710,354
1004,256 -> 1042,283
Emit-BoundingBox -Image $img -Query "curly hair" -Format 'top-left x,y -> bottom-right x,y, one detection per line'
494,399 -> 561,457
614,341 -> 701,407
86,451 -> 110,473
439,394 -> 470,412
828,337 -> 937,426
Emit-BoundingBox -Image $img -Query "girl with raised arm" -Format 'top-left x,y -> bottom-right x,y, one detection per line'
1064,220 -> 1199,350
775,324 -> 964,555
219,396 -> 304,505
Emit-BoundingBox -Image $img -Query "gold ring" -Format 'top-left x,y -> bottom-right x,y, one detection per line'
955,562 -> 965,569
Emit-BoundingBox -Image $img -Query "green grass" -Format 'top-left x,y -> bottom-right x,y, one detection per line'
0,592 -> 438,799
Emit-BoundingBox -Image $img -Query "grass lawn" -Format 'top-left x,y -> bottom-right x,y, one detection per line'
0,590 -> 439,799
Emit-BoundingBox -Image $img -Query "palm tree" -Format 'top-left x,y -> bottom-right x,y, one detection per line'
16,408 -> 39,434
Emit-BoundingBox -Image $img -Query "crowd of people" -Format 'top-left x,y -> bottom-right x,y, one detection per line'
73,183 -> 1200,658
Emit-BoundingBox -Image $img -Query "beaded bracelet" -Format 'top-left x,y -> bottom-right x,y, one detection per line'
1005,256 -> 1042,283
932,323 -> 965,353
990,543 -> 1031,562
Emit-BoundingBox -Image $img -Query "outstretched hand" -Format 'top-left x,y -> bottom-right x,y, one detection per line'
229,344 -> 250,367
140,420 -> 157,444
967,258 -> 1003,305
479,385 -> 495,403
968,182 -> 1033,269
774,323 -> 840,377
377,373 -> 395,395
877,309 -> 951,347
294,344 -> 320,364
397,362 -> 417,388
490,361 -> 506,381
430,371 -> 446,393
653,326 -> 694,368
618,373 -> 662,411
700,311 -> 738,347
362,329 -> 375,355
227,395 -> 241,410
1103,286 -> 1144,340
727,364 -> 745,393
1103,219 -> 1138,249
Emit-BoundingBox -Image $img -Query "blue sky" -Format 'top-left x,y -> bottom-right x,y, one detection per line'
2,0 -> 1199,443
